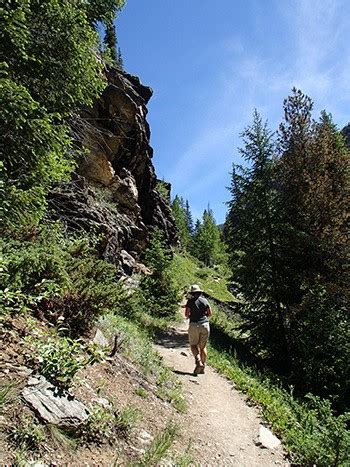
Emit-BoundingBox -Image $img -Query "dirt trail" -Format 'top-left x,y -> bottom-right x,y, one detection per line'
155,315 -> 287,466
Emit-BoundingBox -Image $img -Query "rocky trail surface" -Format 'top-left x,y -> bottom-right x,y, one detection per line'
155,315 -> 288,466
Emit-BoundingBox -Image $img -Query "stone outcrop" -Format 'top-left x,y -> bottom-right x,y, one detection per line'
49,66 -> 177,274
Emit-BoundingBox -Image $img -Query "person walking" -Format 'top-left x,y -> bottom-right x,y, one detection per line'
185,284 -> 212,375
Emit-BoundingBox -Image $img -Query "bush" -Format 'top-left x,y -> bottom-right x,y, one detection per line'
2,223 -> 129,335
9,414 -> 46,452
140,229 -> 180,318
31,336 -> 88,389
81,404 -> 139,444
289,284 -> 350,411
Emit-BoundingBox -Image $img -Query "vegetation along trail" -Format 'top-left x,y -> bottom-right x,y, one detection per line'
156,311 -> 287,466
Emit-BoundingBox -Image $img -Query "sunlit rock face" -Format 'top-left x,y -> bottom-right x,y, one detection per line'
49,65 -> 177,275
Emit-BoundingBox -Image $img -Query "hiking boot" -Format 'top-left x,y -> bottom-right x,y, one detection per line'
193,360 -> 202,375
193,361 -> 204,375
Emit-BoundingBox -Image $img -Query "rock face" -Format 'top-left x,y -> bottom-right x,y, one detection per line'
49,66 -> 177,274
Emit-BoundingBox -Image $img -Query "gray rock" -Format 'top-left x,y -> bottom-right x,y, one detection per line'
93,329 -> 109,347
92,397 -> 112,409
138,429 -> 153,445
256,425 -> 281,450
22,375 -> 89,427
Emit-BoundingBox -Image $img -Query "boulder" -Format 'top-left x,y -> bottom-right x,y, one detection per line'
93,329 -> 109,348
22,376 -> 89,427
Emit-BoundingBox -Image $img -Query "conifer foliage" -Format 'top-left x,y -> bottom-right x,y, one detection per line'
226,90 -> 350,408
192,208 -> 225,267
226,111 -> 289,365
140,229 -> 179,318
171,196 -> 225,267
171,196 -> 192,251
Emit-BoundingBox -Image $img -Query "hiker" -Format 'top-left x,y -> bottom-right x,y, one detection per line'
185,284 -> 212,375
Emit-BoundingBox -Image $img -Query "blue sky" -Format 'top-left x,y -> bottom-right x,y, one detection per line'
117,0 -> 350,224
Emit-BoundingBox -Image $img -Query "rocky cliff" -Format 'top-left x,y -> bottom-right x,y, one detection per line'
49,66 -> 177,275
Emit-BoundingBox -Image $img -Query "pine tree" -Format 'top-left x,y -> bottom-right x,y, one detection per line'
185,200 -> 194,235
103,21 -> 124,69
140,229 -> 179,318
226,111 -> 289,365
192,207 -> 224,267
278,94 -> 350,404
103,22 -> 118,63
171,195 -> 191,250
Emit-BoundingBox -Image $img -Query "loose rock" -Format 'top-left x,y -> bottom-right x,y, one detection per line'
22,375 -> 89,427
256,425 -> 281,450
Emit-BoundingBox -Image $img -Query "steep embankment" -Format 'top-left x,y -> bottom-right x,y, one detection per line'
49,66 -> 177,275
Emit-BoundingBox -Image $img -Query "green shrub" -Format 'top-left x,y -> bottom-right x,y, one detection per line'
82,404 -> 139,444
141,229 -> 180,318
114,406 -> 140,436
30,336 -> 87,389
82,406 -> 115,444
2,224 -> 129,335
9,414 -> 46,452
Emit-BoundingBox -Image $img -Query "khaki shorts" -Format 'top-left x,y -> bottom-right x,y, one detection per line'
188,322 -> 210,348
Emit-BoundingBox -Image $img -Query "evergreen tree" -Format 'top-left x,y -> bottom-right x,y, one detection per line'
192,207 -> 224,266
103,22 -> 118,63
171,195 -> 191,250
185,200 -> 194,235
278,92 -> 350,405
226,94 -> 350,406
85,0 -> 125,25
226,111 -> 289,365
140,229 -> 179,318
103,21 -> 123,69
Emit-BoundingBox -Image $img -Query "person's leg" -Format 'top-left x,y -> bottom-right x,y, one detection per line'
199,345 -> 207,364
198,323 -> 210,373
190,344 -> 200,360
188,324 -> 202,374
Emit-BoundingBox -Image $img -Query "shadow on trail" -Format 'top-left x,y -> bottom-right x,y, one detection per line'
155,327 -> 188,349
173,369 -> 196,377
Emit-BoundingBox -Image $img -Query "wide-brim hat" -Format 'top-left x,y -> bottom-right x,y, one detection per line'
190,284 -> 203,293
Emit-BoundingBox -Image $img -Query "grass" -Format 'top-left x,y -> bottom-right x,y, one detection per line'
171,253 -> 236,303
98,313 -> 186,412
208,345 -> 350,466
139,423 -> 179,466
135,386 -> 148,398
173,441 -> 196,466
0,382 -> 17,410
48,425 -> 78,452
